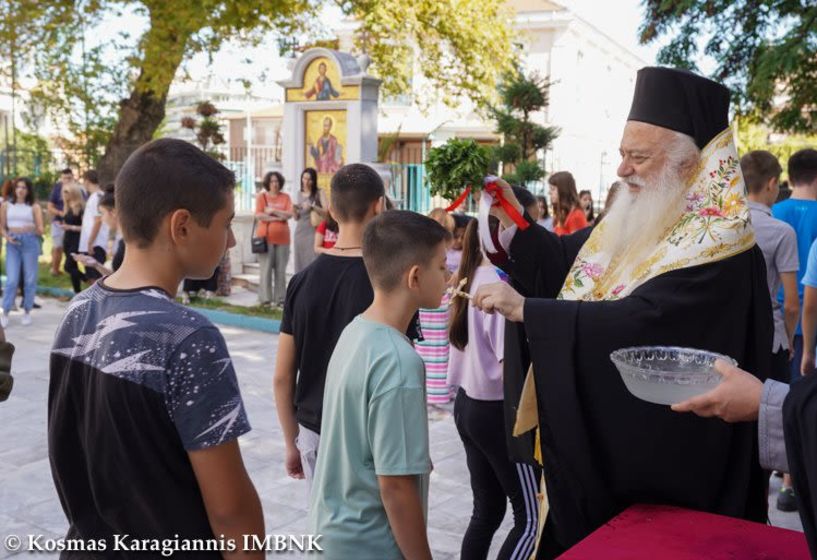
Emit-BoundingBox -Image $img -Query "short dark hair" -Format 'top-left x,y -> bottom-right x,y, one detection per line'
788,149 -> 817,187
452,213 -> 474,230
740,150 -> 782,194
13,177 -> 34,205
262,171 -> 285,192
99,183 -> 115,210
83,169 -> 99,185
330,163 -> 385,222
115,138 -> 235,248
363,210 -> 451,291
512,185 -> 536,209
61,168 -> 73,176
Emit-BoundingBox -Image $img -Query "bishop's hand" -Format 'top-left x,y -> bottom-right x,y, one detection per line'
472,282 -> 524,323
487,178 -> 524,229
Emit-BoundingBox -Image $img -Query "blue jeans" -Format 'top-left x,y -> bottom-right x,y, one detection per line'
4,233 -> 41,313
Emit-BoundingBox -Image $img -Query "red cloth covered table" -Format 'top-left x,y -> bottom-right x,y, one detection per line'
559,504 -> 809,559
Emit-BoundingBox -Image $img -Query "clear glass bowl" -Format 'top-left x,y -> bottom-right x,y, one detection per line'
609,346 -> 736,406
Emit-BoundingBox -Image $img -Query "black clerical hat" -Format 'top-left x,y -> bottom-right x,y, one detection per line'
627,67 -> 730,149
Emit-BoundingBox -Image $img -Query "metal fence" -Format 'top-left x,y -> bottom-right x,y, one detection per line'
224,160 -> 257,213
391,163 -> 431,214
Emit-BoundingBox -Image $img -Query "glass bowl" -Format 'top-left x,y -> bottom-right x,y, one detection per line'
609,346 -> 736,406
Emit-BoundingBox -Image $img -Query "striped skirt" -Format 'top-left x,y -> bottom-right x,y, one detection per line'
417,294 -> 452,404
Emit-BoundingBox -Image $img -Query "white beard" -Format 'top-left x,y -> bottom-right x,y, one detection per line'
598,167 -> 690,271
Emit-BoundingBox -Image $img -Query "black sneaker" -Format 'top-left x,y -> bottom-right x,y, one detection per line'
32,303 -> 42,309
777,487 -> 798,512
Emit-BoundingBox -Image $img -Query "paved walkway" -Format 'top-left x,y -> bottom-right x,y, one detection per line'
0,299 -> 803,559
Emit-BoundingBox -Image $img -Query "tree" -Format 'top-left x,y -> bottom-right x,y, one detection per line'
18,0 -> 515,182
736,116 -> 817,180
490,68 -> 558,185
639,1 -> 817,134
181,101 -> 227,160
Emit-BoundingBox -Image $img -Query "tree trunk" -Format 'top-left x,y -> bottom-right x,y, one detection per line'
96,11 -> 191,183
96,88 -> 167,183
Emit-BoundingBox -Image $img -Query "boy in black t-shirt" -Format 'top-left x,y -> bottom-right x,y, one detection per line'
274,164 -> 388,490
48,139 -> 264,557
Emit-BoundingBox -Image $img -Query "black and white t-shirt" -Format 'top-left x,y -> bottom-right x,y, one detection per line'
48,281 -> 250,550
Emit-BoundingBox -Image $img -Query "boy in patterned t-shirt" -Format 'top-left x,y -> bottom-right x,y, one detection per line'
48,139 -> 264,557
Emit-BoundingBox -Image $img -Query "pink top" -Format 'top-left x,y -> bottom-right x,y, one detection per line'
446,248 -> 462,273
447,265 -> 505,401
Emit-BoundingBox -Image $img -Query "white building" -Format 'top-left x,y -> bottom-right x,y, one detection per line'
164,75 -> 275,148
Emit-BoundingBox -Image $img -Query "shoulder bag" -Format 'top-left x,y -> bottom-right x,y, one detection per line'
251,193 -> 269,254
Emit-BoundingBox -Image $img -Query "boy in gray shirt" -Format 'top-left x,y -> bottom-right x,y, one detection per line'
741,150 -> 800,511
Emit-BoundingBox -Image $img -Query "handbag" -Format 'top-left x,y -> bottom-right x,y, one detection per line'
251,216 -> 268,254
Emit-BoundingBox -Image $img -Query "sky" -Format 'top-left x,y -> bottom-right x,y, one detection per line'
560,0 -> 662,64
174,0 -> 665,102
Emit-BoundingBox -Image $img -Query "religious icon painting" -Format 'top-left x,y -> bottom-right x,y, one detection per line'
286,57 -> 360,102
305,109 -> 347,191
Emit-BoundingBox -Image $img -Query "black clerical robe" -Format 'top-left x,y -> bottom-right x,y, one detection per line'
784,375 -> 817,558
503,216 -> 773,554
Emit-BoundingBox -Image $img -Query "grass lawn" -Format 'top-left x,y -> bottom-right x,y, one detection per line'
34,233 -> 281,321
183,296 -> 283,320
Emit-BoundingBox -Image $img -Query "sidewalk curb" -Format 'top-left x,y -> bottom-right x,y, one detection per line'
193,308 -> 281,334
37,286 -> 75,299
36,286 -> 281,334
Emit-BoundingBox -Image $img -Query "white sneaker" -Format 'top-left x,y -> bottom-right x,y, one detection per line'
0,314 -> 7,329
21,313 -> 31,326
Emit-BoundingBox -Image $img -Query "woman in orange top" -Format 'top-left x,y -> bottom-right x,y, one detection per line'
255,171 -> 293,306
549,171 -> 588,236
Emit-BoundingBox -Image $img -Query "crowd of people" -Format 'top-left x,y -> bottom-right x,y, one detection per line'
1,63 -> 813,560
0,168 -> 116,327
250,161 -> 603,313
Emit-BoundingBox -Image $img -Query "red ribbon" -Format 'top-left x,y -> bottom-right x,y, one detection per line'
444,181 -> 529,230
445,186 -> 471,212
484,182 -> 530,230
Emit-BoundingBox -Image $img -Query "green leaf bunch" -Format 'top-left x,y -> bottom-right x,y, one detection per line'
425,138 -> 490,201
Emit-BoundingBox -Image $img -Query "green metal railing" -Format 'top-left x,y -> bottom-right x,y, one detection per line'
392,163 -> 431,213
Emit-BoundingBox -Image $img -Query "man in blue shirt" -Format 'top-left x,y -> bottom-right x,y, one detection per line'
772,148 -> 817,381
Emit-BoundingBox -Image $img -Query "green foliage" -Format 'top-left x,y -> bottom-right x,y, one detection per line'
343,0 -> 515,107
425,138 -> 490,201
640,1 -> 817,134
14,131 -> 56,183
7,0 -> 514,177
489,69 -> 558,185
736,116 -> 817,181
512,160 -> 545,184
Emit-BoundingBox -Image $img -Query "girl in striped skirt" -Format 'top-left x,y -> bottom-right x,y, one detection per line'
417,208 -> 458,405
